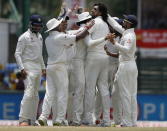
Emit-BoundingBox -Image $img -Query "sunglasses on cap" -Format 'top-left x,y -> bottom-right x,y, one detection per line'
123,19 -> 133,24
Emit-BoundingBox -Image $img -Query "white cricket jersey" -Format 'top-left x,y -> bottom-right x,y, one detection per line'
87,16 -> 110,57
68,27 -> 87,60
66,45 -> 76,62
45,31 -> 76,65
114,28 -> 136,62
105,36 -> 120,63
105,37 -> 120,54
15,29 -> 45,70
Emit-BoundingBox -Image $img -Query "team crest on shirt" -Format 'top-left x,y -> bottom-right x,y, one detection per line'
38,18 -> 41,22
30,37 -> 35,42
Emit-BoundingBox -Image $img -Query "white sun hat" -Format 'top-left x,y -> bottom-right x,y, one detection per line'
45,18 -> 63,32
76,12 -> 92,24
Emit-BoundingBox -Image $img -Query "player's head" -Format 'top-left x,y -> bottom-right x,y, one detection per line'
115,18 -> 123,26
76,12 -> 92,26
45,17 -> 68,33
29,14 -> 43,33
91,3 -> 108,22
57,12 -> 70,32
123,14 -> 137,29
59,19 -> 68,32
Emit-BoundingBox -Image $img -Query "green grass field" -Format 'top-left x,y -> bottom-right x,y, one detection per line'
0,126 -> 167,131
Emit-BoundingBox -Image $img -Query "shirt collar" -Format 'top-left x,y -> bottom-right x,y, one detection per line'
28,29 -> 40,37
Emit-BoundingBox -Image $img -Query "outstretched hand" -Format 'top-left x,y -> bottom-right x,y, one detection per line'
21,69 -> 27,80
109,33 -> 116,44
105,33 -> 112,40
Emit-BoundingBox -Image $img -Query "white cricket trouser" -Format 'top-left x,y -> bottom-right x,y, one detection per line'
115,60 -> 138,126
95,61 -> 119,122
39,81 -> 52,121
19,62 -> 41,124
112,80 -> 122,124
43,63 -> 69,123
70,59 -> 85,124
84,55 -> 110,124
66,61 -> 74,123
95,88 -> 102,121
108,62 -> 118,91
108,62 -> 122,124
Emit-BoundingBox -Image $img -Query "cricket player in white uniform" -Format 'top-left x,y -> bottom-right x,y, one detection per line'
67,13 -> 91,126
38,18 -> 94,126
69,12 -> 111,126
105,34 -> 122,126
109,15 -> 138,127
38,17 -> 76,125
83,3 -> 111,127
105,18 -> 124,126
66,43 -> 76,124
15,14 -> 46,126
95,18 -> 123,126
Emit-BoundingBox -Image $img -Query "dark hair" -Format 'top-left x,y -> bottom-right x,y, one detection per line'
94,3 -> 108,23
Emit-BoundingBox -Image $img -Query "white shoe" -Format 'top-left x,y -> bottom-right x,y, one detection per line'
38,118 -> 48,126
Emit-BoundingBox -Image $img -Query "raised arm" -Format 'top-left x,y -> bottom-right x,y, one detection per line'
75,20 -> 95,42
107,14 -> 124,34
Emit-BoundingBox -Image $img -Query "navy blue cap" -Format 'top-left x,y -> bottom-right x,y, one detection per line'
123,14 -> 137,27
30,14 -> 43,26
115,19 -> 123,25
